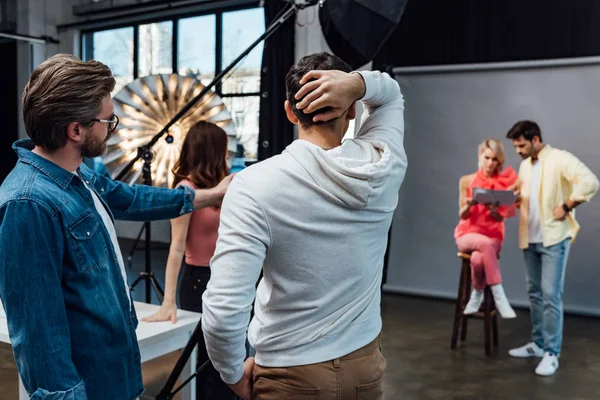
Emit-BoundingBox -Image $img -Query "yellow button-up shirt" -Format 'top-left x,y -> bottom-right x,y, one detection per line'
518,145 -> 599,249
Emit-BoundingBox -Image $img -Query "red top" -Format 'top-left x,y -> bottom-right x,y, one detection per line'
177,180 -> 221,267
454,167 -> 518,242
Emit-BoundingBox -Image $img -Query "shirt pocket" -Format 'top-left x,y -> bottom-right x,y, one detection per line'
68,212 -> 109,272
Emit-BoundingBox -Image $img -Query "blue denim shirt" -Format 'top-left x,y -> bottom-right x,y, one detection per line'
0,139 -> 196,400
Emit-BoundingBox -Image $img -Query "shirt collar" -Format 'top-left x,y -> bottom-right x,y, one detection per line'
13,139 -> 80,190
538,144 -> 552,160
530,144 -> 552,164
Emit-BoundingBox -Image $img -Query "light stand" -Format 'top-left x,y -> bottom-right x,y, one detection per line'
127,147 -> 165,303
153,2 -> 319,398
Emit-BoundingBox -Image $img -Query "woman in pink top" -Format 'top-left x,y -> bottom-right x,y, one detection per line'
142,121 -> 235,399
455,139 -> 519,319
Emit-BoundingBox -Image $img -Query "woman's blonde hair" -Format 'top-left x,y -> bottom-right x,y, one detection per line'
478,138 -> 505,173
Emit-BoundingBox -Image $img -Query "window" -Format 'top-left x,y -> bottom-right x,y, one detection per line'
85,27 -> 134,94
220,8 -> 265,159
139,21 -> 173,76
223,96 -> 260,159
222,8 -> 264,95
178,15 -> 216,86
82,4 -> 265,159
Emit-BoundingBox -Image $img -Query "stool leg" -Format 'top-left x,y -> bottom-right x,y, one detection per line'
492,313 -> 499,347
484,287 -> 492,356
460,311 -> 469,341
451,262 -> 467,350
460,262 -> 470,342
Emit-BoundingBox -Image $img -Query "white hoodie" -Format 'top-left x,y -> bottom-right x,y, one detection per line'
202,70 -> 406,384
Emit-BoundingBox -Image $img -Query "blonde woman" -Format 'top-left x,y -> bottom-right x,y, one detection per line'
455,139 -> 519,318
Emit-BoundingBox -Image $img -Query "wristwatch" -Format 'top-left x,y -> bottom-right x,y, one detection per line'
562,203 -> 571,213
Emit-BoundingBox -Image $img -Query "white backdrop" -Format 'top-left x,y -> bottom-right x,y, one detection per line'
383,58 -> 600,316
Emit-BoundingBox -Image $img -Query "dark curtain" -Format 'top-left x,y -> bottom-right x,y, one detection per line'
373,0 -> 600,70
0,41 -> 18,184
258,0 -> 295,161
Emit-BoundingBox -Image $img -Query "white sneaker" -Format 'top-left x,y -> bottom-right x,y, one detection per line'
490,284 -> 517,319
535,352 -> 559,376
463,289 -> 484,314
509,342 -> 544,358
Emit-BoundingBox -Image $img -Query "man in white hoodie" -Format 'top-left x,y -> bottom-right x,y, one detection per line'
202,52 -> 406,400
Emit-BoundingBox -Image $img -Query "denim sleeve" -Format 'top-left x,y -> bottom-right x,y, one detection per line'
0,201 -> 87,399
93,171 -> 195,221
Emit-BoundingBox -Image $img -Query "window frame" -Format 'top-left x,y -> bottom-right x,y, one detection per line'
80,3 -> 262,97
80,2 -> 264,159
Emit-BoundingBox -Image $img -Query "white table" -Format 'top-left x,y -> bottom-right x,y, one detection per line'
0,301 -> 201,400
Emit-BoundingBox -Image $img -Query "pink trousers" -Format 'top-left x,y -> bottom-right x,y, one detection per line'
456,232 -> 502,291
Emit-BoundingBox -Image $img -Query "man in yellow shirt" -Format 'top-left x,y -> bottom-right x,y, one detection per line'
505,120 -> 598,377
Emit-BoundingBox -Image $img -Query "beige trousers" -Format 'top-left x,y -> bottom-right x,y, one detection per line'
253,335 -> 386,400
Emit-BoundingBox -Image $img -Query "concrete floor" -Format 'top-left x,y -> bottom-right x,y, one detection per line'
1,238 -> 599,399
380,296 -> 600,400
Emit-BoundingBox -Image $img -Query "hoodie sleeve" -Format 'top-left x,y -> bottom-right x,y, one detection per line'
202,175 -> 270,384
354,71 -> 406,170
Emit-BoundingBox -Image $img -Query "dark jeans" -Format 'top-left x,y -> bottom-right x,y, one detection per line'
179,263 -> 237,400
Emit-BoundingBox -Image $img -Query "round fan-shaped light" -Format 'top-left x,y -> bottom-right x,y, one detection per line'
102,73 -> 237,188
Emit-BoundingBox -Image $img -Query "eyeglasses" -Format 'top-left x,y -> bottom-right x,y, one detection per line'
88,114 -> 119,133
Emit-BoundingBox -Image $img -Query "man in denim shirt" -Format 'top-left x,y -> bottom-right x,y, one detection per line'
0,54 -> 232,399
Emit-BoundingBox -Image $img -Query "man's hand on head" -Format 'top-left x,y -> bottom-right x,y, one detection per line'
294,70 -> 366,123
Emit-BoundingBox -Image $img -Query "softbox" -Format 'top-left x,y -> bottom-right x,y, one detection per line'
319,0 -> 408,69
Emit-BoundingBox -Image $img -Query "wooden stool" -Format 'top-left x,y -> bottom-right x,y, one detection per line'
450,252 -> 499,355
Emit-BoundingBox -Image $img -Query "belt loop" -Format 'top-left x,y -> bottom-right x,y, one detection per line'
333,358 -> 341,369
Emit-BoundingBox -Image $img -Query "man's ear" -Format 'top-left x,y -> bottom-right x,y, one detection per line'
346,102 -> 357,121
67,122 -> 84,143
284,100 -> 299,125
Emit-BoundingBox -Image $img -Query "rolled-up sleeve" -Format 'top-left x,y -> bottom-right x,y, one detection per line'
0,201 -> 87,399
30,380 -> 87,400
560,151 -> 599,203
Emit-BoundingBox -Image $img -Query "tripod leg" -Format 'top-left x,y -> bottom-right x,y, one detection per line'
181,345 -> 197,400
150,275 -> 165,303
144,221 -> 152,303
157,319 -> 206,400
127,224 -> 145,269
129,275 -> 144,291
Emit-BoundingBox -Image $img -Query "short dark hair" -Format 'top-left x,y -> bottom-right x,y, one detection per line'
505,120 -> 543,142
22,54 -> 115,150
285,52 -> 352,128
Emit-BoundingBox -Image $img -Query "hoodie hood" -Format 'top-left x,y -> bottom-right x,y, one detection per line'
284,139 -> 395,209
